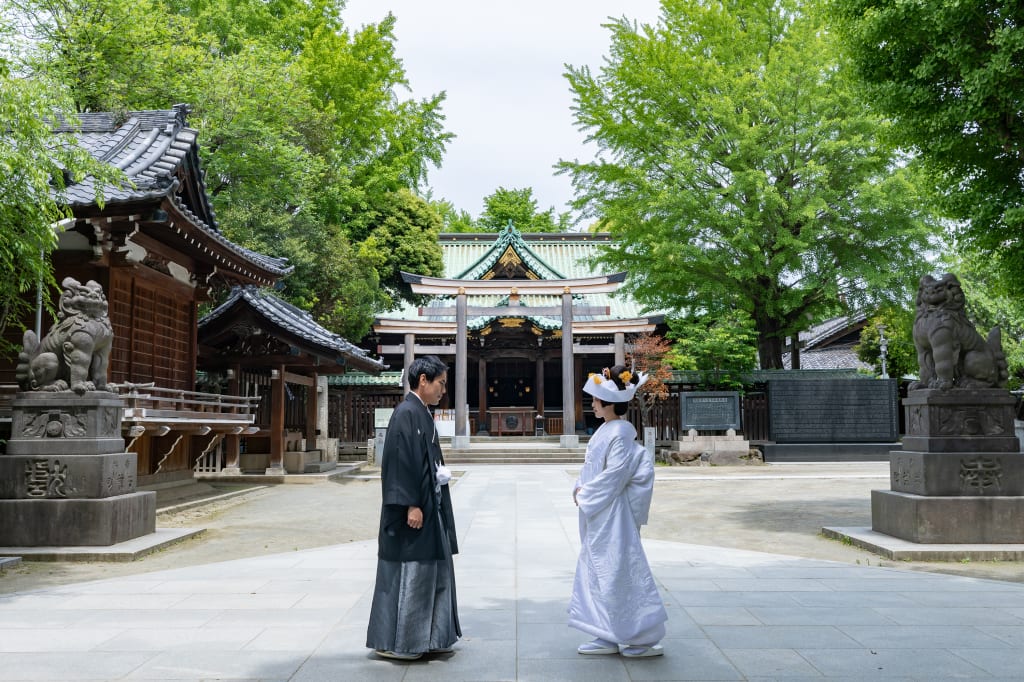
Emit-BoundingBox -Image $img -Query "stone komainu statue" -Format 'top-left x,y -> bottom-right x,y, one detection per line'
16,277 -> 114,394
909,273 -> 1008,391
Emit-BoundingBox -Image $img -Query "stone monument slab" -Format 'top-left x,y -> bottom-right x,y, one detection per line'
680,392 -> 740,431
768,379 -> 898,443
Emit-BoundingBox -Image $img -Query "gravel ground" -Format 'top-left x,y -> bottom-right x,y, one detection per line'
2,463 -> 1023,594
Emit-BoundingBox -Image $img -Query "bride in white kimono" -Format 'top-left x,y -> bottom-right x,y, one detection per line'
569,365 -> 668,658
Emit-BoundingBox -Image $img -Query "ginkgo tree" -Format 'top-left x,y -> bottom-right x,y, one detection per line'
560,0 -> 938,369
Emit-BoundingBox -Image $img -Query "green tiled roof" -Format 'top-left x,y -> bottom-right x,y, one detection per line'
329,371 -> 404,387
384,226 -> 656,328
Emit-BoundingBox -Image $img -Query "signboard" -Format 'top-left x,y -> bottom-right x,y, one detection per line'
374,408 -> 394,429
680,392 -> 741,431
768,379 -> 898,443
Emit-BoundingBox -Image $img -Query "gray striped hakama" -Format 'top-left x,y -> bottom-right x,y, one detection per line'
366,511 -> 460,655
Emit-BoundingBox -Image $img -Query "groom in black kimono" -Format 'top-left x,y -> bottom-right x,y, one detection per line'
366,355 -> 460,660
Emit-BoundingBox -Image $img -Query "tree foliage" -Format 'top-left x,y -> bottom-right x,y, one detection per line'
478,187 -> 570,233
9,0 -> 451,340
855,307 -> 918,381
942,252 -> 1024,389
355,189 -> 444,311
831,0 -> 1024,297
667,312 -> 758,391
431,198 -> 477,233
0,39 -> 123,349
559,0 -> 937,369
8,0 -> 208,112
625,331 -> 673,428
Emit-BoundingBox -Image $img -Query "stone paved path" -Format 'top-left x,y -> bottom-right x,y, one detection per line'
3,465 -> 1024,680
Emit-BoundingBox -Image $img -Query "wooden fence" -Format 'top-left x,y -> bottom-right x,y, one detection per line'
328,388 -> 772,443
625,391 -> 769,441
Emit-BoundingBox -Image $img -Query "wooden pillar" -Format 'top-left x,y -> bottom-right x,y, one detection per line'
574,355 -> 584,431
614,332 -> 626,366
455,290 -> 468,442
535,355 -> 544,416
304,371 -> 318,450
478,356 -> 487,435
267,363 -> 286,474
404,333 -> 415,392
561,289 -> 576,440
224,363 -> 242,473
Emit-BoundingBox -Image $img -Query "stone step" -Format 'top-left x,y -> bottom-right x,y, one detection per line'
444,449 -> 585,458
445,457 -> 585,465
443,445 -> 586,464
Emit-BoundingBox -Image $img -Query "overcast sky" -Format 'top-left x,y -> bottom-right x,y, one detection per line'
341,1 -> 664,227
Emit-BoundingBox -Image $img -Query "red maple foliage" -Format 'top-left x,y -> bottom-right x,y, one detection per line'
626,331 -> 673,426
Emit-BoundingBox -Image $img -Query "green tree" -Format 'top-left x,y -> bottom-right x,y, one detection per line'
559,0 -> 937,369
831,0 -> 1024,297
0,47 -> 122,348
855,308 -> 918,381
431,198 -> 477,233
354,189 -> 445,311
943,252 -> 1024,389
478,187 -> 570,233
667,312 -> 758,391
13,0 -> 453,337
9,0 -> 207,112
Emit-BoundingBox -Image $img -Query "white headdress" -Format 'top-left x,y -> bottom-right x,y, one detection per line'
582,368 -> 649,403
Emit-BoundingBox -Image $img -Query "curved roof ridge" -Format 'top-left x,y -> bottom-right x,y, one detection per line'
455,222 -> 566,280
199,285 -> 384,373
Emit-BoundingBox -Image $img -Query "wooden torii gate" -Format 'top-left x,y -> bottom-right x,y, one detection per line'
392,271 -> 630,447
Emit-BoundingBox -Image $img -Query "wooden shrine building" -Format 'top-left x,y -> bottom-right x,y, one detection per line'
0,105 -> 352,486
197,286 -> 384,474
366,225 -> 667,443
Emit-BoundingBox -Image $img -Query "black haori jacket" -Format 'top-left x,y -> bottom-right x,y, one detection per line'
377,393 -> 459,562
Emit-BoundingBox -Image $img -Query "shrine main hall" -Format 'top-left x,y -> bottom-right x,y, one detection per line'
367,224 -> 666,445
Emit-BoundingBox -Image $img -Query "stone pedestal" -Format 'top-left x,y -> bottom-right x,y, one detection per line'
0,392 -> 155,547
901,389 -> 1017,453
667,428 -> 751,465
873,389 -> 1024,544
7,391 -> 125,455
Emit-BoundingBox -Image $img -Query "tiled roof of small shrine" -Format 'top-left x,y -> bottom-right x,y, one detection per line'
328,371 -> 404,387
55,105 -> 291,279
200,286 -> 384,373
781,313 -> 872,371
381,225 -> 656,332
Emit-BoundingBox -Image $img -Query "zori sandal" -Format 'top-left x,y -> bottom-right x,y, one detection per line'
621,644 -> 664,658
577,638 -> 619,655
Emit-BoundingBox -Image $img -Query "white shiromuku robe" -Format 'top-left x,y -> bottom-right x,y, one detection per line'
569,418 -> 668,646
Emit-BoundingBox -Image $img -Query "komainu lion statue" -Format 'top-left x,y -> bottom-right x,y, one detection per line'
16,277 -> 114,394
909,273 -> 1008,391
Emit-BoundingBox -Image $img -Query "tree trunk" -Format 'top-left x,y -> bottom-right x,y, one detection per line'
757,327 -> 786,366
